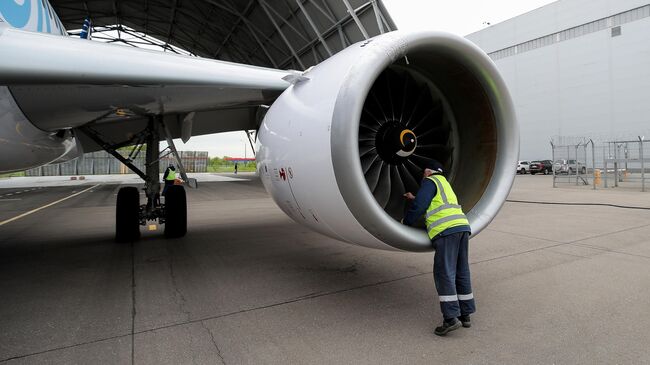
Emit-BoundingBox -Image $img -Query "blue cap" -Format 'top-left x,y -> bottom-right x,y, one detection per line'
425,159 -> 444,174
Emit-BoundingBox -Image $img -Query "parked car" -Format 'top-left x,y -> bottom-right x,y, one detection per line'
529,160 -> 553,175
517,160 -> 530,174
553,159 -> 587,174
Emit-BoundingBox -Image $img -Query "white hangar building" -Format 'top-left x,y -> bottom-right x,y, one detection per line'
466,0 -> 650,160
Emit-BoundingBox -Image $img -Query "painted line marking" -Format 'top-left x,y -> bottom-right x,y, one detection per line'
0,198 -> 21,201
0,184 -> 100,227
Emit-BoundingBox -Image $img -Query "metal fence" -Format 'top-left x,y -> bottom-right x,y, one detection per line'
550,136 -> 649,191
25,150 -> 209,176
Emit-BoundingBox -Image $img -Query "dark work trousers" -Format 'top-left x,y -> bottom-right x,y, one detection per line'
433,231 -> 476,320
162,180 -> 174,196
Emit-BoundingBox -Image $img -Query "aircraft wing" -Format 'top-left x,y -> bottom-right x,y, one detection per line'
0,25 -> 292,152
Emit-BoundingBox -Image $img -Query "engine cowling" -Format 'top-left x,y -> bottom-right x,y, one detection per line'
257,31 -> 518,252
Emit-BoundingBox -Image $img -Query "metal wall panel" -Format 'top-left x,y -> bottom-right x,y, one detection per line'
27,150 -> 209,176
25,167 -> 42,176
467,0 -> 650,160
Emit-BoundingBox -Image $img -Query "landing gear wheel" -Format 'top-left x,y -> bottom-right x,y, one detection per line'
116,187 -> 141,242
164,185 -> 187,238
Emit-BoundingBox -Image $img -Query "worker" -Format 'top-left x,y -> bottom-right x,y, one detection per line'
402,159 -> 474,336
162,164 -> 176,195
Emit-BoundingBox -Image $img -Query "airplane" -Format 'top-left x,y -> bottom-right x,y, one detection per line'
0,0 -> 518,252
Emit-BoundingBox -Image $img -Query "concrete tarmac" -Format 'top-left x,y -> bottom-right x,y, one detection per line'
0,174 -> 649,364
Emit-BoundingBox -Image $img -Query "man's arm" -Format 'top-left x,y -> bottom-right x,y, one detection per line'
403,179 -> 437,226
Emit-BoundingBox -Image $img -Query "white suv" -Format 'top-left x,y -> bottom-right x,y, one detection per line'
517,161 -> 530,174
553,159 -> 586,175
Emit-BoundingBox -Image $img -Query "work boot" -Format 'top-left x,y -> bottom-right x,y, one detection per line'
434,318 -> 461,336
458,314 -> 471,328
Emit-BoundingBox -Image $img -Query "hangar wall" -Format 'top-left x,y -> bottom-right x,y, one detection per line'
466,0 -> 650,160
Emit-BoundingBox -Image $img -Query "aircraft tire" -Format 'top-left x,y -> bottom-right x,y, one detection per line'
164,185 -> 187,238
116,187 -> 141,242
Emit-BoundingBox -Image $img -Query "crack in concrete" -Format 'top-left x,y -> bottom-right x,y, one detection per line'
131,242 -> 136,365
484,222 -> 650,263
201,321 -> 226,365
167,246 -> 191,322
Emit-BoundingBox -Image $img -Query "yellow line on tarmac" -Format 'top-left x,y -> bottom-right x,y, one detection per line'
0,184 -> 100,227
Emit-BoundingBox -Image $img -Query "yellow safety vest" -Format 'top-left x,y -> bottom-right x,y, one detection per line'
424,175 -> 470,239
165,169 -> 176,181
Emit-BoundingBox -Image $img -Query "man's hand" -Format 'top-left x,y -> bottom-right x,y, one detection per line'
403,192 -> 416,200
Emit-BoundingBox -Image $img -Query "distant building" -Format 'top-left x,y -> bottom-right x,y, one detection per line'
466,0 -> 650,160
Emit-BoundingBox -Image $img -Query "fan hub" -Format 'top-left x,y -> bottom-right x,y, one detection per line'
375,121 -> 417,164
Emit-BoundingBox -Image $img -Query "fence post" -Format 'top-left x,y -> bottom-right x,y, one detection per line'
614,143 -> 618,188
590,140 -> 596,190
603,143 -> 609,188
551,141 -> 556,188
640,136 -> 646,192
575,142 -> 580,186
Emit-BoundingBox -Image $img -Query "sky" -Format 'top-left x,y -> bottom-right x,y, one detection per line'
177,0 -> 557,158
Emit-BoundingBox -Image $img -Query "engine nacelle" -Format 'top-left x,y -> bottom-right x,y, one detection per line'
257,31 -> 518,252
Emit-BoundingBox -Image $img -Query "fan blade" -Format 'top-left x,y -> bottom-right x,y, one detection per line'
403,86 -> 429,126
359,122 -> 379,133
359,145 -> 377,158
407,88 -> 435,127
361,153 -> 379,174
411,100 -> 443,132
405,159 -> 425,179
383,165 -> 408,219
359,130 -> 376,141
362,107 -> 383,126
373,162 -> 392,208
385,68 -> 400,121
370,88 -> 389,122
398,164 -> 420,195
365,159 -> 384,192
398,70 -> 416,124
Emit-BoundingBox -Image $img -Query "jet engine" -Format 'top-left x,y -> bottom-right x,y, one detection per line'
257,31 -> 518,252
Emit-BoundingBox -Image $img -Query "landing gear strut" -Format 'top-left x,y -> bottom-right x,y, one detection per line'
81,116 -> 190,242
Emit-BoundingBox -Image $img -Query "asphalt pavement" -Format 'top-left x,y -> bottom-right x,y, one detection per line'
0,174 -> 649,364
